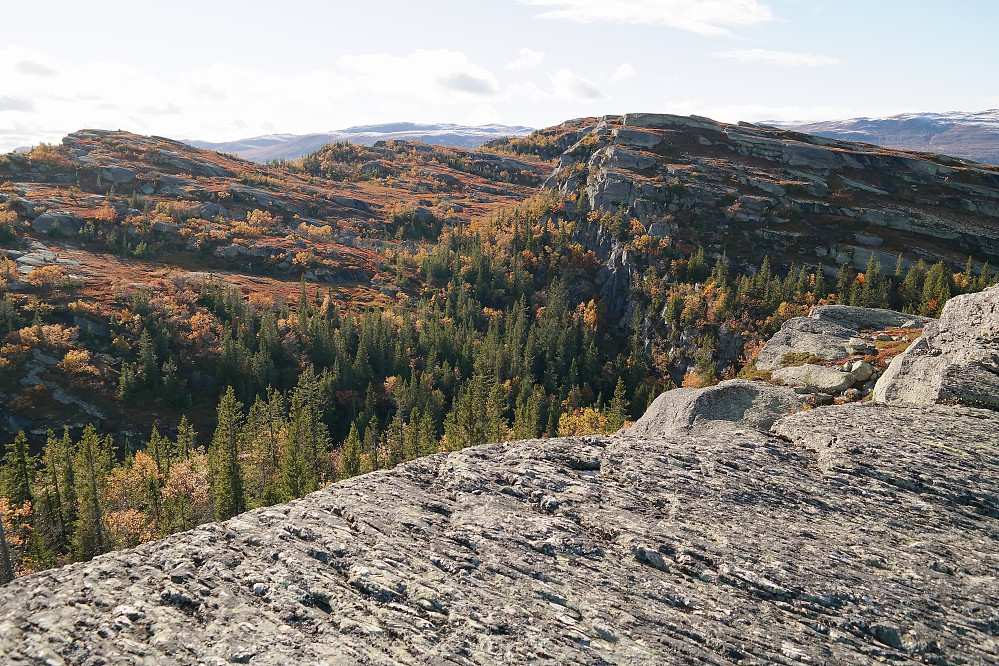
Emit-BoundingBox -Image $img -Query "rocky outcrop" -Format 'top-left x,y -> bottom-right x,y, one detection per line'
3,334 -> 999,664
756,305 -> 928,371
873,283 -> 999,408
543,113 -> 999,274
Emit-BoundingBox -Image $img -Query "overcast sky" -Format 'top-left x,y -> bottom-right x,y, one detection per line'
2,0 -> 997,152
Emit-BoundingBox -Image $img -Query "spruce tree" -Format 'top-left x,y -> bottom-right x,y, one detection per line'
606,378 -> 630,432
73,425 -> 114,560
1,431 -> 34,507
340,424 -> 362,479
208,387 -> 245,521
175,416 -> 197,459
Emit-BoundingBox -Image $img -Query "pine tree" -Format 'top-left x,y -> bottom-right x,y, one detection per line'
417,409 -> 438,457
40,430 -> 67,547
118,362 -> 136,401
145,426 -> 170,476
812,263 -> 828,301
137,329 -> 158,388
208,387 -> 245,521
244,389 -> 286,507
284,368 -> 331,497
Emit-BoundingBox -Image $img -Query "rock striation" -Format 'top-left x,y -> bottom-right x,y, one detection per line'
3,292 -> 999,664
874,283 -> 999,408
542,113 -> 999,294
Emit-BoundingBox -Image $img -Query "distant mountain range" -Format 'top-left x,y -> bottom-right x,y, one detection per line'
186,122 -> 534,163
767,110 -> 999,166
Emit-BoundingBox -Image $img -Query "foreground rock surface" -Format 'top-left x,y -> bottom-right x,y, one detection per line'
874,283 -> 999,408
2,396 -> 997,664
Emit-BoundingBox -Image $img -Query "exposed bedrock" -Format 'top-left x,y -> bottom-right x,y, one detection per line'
874,283 -> 999,408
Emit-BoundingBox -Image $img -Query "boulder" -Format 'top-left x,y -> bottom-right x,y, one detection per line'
99,166 -> 137,184
808,305 -> 931,331
873,284 -> 999,409
756,305 -> 932,371
755,317 -> 858,370
193,202 -> 229,220
772,363 -> 855,393
846,359 -> 874,382
621,379 -> 803,437
31,211 -> 84,235
603,147 -> 657,171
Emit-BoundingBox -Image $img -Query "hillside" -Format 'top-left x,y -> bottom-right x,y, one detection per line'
770,110 -> 999,167
188,123 -> 535,163
1,287 -> 996,664
0,115 -> 997,586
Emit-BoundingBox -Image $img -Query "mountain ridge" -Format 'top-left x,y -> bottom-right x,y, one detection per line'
767,109 -> 999,166
186,122 -> 535,163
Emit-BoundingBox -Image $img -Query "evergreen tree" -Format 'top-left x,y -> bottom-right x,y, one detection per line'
73,425 -> 115,559
118,362 -> 136,401
812,263 -> 828,301
208,387 -> 245,521
284,368 -> 331,497
243,389 -> 286,506
1,431 -> 34,507
417,409 -> 438,457
175,416 -> 197,459
606,378 -> 630,432
340,424 -> 362,479
137,329 -> 158,388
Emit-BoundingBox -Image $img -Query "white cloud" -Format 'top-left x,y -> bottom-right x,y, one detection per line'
506,48 -> 546,70
550,69 -> 604,100
338,49 -> 500,101
713,49 -> 840,66
611,63 -> 637,82
519,0 -> 773,36
465,104 -> 504,125
0,45 -> 511,151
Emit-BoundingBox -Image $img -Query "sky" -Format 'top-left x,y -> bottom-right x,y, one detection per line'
2,0 -> 998,152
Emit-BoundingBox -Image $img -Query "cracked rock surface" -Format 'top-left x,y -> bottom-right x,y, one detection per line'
1,395 -> 997,664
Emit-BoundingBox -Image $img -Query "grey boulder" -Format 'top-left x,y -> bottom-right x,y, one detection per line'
620,378 -> 803,437
756,305 -> 932,371
31,210 -> 84,235
772,363 -> 855,393
873,284 -> 999,409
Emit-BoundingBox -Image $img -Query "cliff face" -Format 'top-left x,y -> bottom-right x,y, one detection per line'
543,113 -> 999,317
2,291 -> 998,665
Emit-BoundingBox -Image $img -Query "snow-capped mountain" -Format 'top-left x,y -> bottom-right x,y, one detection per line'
766,110 -> 999,166
186,123 -> 534,163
